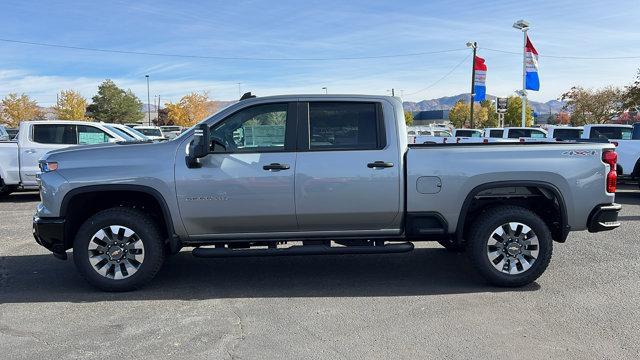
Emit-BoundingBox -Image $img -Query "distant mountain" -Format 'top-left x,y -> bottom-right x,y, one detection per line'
403,94 -> 565,114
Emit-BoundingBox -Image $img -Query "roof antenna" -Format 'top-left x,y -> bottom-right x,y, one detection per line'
240,92 -> 256,100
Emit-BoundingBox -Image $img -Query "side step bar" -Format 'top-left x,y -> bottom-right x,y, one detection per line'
192,242 -> 414,258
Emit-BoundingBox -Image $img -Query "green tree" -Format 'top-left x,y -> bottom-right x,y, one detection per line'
86,79 -> 144,123
504,96 -> 534,127
404,111 -> 414,126
560,86 -> 622,125
53,90 -> 87,120
0,93 -> 43,127
480,100 -> 498,127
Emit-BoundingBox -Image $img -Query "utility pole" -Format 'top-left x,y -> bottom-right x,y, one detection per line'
466,42 -> 477,128
145,75 -> 151,125
391,88 -> 395,96
237,83 -> 242,98
513,20 -> 530,127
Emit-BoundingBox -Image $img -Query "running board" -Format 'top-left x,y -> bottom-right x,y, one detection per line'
192,242 -> 414,258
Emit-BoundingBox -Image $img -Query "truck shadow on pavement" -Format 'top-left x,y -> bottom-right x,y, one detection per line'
0,248 -> 540,304
0,192 -> 40,203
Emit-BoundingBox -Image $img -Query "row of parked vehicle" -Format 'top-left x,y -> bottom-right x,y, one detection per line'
0,120 -> 186,196
408,123 -> 640,185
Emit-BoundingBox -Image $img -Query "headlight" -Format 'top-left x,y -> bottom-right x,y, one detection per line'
39,161 -> 59,172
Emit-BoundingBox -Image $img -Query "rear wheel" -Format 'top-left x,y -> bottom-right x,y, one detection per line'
73,207 -> 165,291
467,206 -> 552,287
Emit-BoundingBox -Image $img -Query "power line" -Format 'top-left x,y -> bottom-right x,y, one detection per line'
404,53 -> 471,96
481,47 -> 640,60
0,38 -> 467,61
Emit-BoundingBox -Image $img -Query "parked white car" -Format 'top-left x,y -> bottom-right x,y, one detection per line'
483,127 -> 547,140
134,126 -> 166,141
104,123 -> 150,141
160,125 -> 183,140
581,124 -> 639,181
0,120 -> 129,195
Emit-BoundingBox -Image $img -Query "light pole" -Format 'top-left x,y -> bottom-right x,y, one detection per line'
513,19 -> 530,127
322,87 -> 327,94
237,83 -> 242,98
466,41 -> 477,128
145,75 -> 151,125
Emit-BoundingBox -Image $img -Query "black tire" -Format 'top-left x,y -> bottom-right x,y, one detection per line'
73,207 -> 165,292
437,239 -> 466,253
467,206 -> 553,287
0,181 -> 14,198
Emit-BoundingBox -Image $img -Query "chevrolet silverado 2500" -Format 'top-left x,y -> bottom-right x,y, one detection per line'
33,95 -> 621,291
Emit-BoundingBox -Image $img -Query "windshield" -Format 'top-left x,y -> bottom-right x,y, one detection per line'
104,125 -> 136,141
136,128 -> 162,137
118,126 -> 148,140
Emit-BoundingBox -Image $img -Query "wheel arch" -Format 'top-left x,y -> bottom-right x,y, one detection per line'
456,181 -> 569,243
60,184 -> 180,252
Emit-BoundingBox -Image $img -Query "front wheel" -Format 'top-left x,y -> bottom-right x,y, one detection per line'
73,207 -> 165,291
467,206 -> 553,287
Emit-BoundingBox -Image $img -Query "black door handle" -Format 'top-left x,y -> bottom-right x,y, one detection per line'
367,161 -> 394,168
263,163 -> 290,171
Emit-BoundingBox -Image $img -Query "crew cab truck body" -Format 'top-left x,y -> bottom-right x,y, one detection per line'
33,95 -> 621,291
0,121 -> 127,196
581,124 -> 639,182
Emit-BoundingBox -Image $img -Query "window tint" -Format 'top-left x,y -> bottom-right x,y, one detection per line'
489,130 -> 503,138
308,102 -> 380,150
530,130 -> 546,139
77,125 -> 111,144
553,128 -> 582,139
211,103 -> 288,152
590,127 -> 632,140
456,130 -> 481,137
32,124 -> 77,144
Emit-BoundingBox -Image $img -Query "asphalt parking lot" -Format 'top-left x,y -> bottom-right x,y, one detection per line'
1,186 -> 639,360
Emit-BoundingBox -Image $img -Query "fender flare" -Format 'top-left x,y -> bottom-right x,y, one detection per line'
455,180 -> 569,242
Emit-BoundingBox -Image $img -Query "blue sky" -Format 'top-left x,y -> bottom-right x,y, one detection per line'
0,0 -> 639,105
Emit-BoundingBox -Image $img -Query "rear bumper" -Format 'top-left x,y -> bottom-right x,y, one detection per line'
587,203 -> 621,233
33,216 -> 67,259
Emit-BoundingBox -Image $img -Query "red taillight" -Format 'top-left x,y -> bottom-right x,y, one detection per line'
603,150 -> 617,193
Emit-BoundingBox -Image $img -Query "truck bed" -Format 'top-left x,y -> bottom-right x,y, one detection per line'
406,141 -> 614,233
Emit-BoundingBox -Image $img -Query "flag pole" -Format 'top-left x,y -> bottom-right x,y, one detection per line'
521,29 -> 528,127
467,41 -> 477,128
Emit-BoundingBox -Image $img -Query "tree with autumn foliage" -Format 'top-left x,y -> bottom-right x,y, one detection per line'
53,90 -> 87,120
404,111 -> 414,126
0,93 -> 44,127
165,92 -> 218,127
448,100 -> 490,128
560,86 -> 622,125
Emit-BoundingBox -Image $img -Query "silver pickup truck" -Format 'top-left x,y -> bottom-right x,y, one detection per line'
33,94 -> 621,291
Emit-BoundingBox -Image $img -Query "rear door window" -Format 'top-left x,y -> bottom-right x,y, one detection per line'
589,127 -> 632,140
32,124 -> 77,144
489,130 -> 503,138
553,128 -> 582,139
77,125 -> 111,144
308,102 -> 382,150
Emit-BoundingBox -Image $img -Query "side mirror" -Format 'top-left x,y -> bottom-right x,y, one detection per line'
191,123 -> 210,159
187,123 -> 210,168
